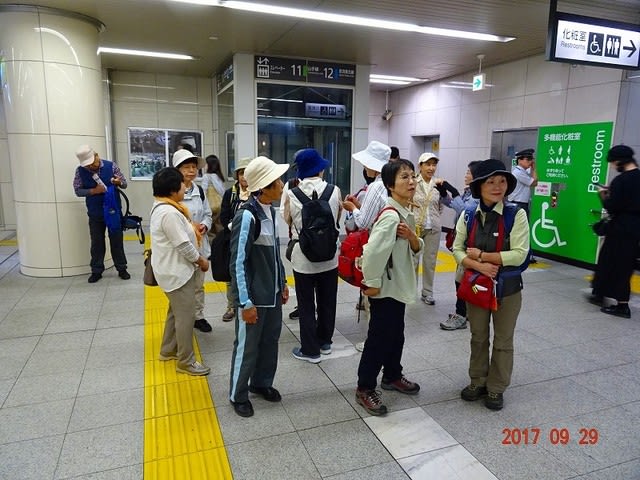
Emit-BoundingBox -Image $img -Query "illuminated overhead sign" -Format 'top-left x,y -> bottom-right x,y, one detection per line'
547,12 -> 640,69
255,56 -> 356,86
305,103 -> 346,119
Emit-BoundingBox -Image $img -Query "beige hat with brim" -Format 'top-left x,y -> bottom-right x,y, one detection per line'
76,145 -> 96,167
352,141 -> 390,173
172,149 -> 205,170
418,152 -> 439,164
245,156 -> 289,192
235,157 -> 253,172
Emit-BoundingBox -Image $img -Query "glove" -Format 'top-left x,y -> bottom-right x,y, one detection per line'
435,182 -> 448,197
443,181 -> 460,198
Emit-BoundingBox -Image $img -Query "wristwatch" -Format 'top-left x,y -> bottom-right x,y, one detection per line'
478,251 -> 483,262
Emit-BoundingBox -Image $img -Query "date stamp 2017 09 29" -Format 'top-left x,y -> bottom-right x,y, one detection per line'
501,427 -> 599,446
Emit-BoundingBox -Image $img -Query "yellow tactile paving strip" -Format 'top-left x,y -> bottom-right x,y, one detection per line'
143,283 -> 232,479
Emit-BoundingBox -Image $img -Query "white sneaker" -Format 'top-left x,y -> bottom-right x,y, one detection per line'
440,314 -> 467,330
176,361 -> 211,376
422,295 -> 435,305
355,341 -> 365,352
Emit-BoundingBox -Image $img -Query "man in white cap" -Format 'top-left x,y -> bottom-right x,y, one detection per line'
343,140 -> 391,230
73,145 -> 129,283
228,156 -> 290,418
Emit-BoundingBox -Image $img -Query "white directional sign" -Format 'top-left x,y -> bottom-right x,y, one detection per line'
548,13 -> 640,69
472,73 -> 485,91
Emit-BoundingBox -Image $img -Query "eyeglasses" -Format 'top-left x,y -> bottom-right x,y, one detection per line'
397,174 -> 415,181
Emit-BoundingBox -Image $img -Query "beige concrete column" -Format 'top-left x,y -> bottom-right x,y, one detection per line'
0,5 -> 106,277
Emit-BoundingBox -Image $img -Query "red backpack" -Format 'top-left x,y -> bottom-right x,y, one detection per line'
338,207 -> 397,289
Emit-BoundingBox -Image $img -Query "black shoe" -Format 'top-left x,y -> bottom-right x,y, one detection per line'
231,400 -> 254,417
289,307 -> 299,320
118,270 -> 131,280
461,384 -> 488,401
194,319 -> 213,332
249,385 -> 282,402
88,273 -> 102,283
485,391 -> 504,410
601,304 -> 631,319
586,294 -> 603,307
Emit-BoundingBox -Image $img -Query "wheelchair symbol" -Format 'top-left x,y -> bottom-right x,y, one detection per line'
532,202 -> 567,248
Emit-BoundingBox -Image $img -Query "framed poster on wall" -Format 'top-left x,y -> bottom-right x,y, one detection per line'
128,127 -> 203,180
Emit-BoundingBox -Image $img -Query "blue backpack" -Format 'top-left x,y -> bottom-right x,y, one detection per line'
103,186 -> 122,234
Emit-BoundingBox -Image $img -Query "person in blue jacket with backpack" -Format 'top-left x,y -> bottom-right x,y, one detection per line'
73,145 -> 129,283
452,159 -> 529,411
228,156 -> 290,418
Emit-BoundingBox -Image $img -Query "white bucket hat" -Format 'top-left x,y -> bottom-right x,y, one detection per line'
76,145 -> 96,167
172,149 -> 205,170
352,141 -> 390,172
244,156 -> 289,192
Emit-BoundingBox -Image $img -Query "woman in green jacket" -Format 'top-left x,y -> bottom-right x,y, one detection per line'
355,159 -> 424,416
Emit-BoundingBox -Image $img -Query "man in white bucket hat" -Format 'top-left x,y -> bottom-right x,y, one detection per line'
343,141 -> 391,231
228,156 -> 290,418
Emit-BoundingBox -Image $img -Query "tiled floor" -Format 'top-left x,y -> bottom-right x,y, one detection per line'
1,230 -> 639,480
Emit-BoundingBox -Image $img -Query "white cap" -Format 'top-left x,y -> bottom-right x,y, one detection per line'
76,145 -> 96,167
172,149 -> 205,170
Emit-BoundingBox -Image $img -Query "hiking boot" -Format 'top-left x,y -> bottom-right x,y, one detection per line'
288,307 -> 299,320
88,273 -> 102,283
222,308 -> 235,322
485,391 -> 504,410
118,270 -> 131,280
601,304 -> 631,319
194,319 -> 212,332
381,376 -> 420,395
249,385 -> 281,402
291,347 -> 321,364
231,400 -> 254,417
320,343 -> 332,355
440,313 -> 467,330
355,341 -> 365,352
176,361 -> 210,376
461,384 -> 488,401
355,388 -> 388,416
422,295 -> 435,305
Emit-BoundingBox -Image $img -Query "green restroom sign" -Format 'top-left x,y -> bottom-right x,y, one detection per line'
531,122 -> 613,265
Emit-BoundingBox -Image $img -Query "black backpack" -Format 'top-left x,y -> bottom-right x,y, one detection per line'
118,189 -> 145,244
291,184 -> 338,262
210,202 -> 261,282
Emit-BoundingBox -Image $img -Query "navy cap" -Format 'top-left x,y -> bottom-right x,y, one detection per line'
607,145 -> 634,163
515,148 -> 534,159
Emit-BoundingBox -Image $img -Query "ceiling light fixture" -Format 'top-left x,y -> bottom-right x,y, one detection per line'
169,0 -> 515,42
370,74 -> 422,82
369,79 -> 410,85
97,47 -> 196,60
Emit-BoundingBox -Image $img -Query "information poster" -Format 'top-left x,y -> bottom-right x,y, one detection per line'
128,128 -> 203,180
531,122 -> 613,264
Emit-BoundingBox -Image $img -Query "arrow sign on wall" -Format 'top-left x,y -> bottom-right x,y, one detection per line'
623,40 -> 637,57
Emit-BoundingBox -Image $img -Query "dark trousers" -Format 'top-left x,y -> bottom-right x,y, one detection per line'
357,297 -> 405,390
229,298 -> 282,403
88,217 -> 127,273
293,268 -> 338,356
593,230 -> 639,302
454,280 -> 467,317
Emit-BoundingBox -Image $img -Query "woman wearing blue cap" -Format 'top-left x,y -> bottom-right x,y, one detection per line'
283,149 -> 342,363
